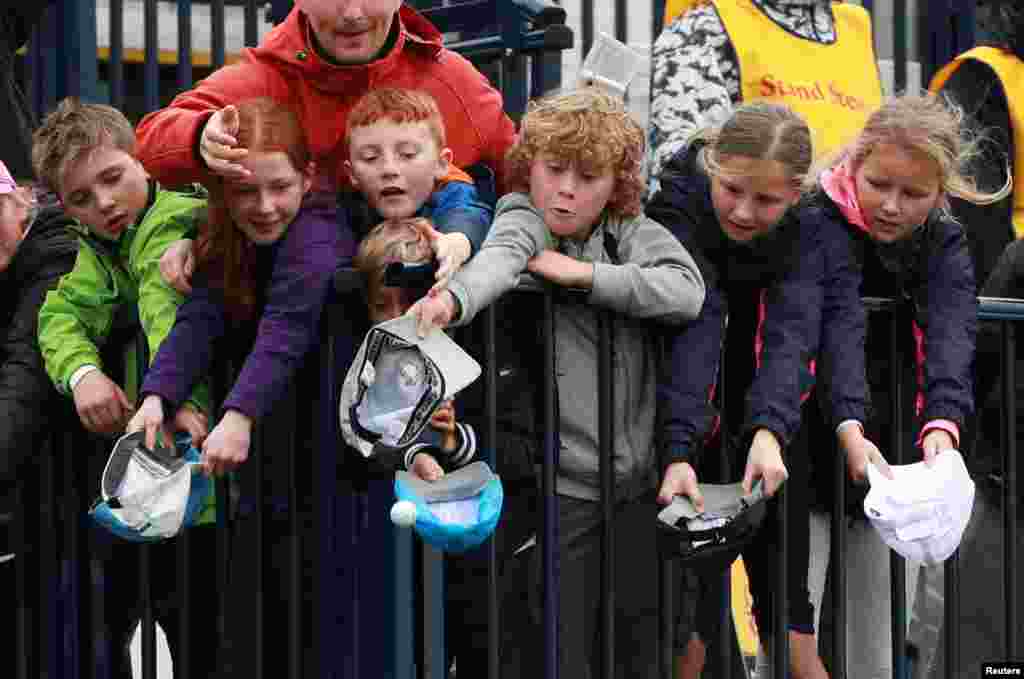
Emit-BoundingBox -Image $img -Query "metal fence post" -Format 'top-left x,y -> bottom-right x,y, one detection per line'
542,286 -> 559,679
888,305 -> 907,679
598,310 -> 615,679
1001,320 -> 1017,659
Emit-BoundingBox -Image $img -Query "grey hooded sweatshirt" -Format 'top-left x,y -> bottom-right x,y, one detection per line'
447,192 -> 705,501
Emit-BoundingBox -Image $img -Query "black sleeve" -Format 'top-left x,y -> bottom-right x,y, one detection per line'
0,238 -> 77,481
940,60 -> 1015,288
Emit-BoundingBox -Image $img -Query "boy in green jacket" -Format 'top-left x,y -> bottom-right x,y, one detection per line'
34,98 -> 208,440
32,98 -> 219,679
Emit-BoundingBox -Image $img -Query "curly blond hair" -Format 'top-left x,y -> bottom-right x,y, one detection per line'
505,87 -> 645,218
32,98 -> 136,194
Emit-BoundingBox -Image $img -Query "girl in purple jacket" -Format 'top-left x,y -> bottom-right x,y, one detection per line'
126,97 -> 344,472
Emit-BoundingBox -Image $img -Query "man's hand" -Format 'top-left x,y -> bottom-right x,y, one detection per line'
921,429 -> 955,466
159,239 -> 196,294
73,370 -> 134,434
742,428 -> 788,497
199,105 -> 251,179
410,453 -> 445,482
126,394 -> 171,451
430,400 -> 458,452
657,461 -> 704,512
201,410 -> 252,476
173,403 -> 209,447
526,251 -> 594,290
409,290 -> 457,338
840,425 -> 893,483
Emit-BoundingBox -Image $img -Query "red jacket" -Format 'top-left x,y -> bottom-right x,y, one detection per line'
136,5 -> 516,193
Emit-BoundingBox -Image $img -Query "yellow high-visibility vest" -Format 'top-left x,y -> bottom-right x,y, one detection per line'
931,46 -> 1024,238
713,0 -> 883,156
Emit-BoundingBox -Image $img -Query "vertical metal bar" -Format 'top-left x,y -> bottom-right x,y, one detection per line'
109,0 -> 124,109
14,480 -> 28,679
598,311 -> 614,679
658,557 -> 674,679
212,0 -> 227,69
135,333 -> 157,679
831,435 -> 847,679
177,0 -> 193,93
893,0 -> 908,90
483,305 -> 501,678
581,0 -> 594,70
943,549 -> 959,679
773,487 -> 788,679
143,0 -> 159,114
61,0 -> 99,101
1002,321 -> 1017,658
288,415 -> 302,679
717,337 -> 731,678
542,288 -> 559,679
177,531 -> 192,679
38,426 -> 57,678
614,0 -> 627,43
652,0 -> 667,39
253,432 -> 265,679
889,309 -> 907,679
61,427 -> 81,677
245,0 -> 260,47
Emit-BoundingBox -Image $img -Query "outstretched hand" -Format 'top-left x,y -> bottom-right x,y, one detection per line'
742,429 -> 788,497
199,105 -> 251,179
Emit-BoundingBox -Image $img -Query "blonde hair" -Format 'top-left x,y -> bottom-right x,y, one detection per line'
833,93 -> 1011,205
354,218 -> 434,299
32,98 -> 137,194
505,87 -> 645,218
693,102 -> 814,190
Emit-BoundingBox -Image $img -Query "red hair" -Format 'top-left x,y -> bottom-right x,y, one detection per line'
196,98 -> 310,321
346,88 -> 446,149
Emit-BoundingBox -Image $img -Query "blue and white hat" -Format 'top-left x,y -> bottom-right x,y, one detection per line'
340,313 -> 481,458
394,461 -> 503,553
90,431 -> 213,542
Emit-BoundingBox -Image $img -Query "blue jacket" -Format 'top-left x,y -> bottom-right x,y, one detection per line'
647,145 -> 861,470
813,193 -> 977,434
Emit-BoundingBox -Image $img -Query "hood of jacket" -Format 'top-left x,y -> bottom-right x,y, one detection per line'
248,4 -> 444,95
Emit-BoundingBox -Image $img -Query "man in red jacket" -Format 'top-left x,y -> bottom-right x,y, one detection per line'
136,0 -> 516,196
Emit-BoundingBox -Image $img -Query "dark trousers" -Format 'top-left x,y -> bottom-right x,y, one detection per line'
530,489 -> 668,679
445,477 -> 539,677
95,524 -> 220,679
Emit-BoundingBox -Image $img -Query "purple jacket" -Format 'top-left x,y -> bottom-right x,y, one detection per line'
142,202 -> 354,419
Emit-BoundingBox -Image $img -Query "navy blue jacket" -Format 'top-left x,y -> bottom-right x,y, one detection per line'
813,193 -> 977,434
646,145 -> 861,470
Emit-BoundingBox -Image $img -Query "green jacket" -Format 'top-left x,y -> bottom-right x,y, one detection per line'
38,182 -> 210,413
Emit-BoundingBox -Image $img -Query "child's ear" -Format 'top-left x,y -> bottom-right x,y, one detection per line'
436,148 -> 453,177
302,160 -> 317,194
344,159 -> 360,190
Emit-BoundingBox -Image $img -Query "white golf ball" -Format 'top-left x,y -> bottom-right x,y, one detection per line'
390,500 -> 417,527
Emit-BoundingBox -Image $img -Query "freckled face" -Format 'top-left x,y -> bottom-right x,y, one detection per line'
528,153 -> 615,241
223,151 -> 313,245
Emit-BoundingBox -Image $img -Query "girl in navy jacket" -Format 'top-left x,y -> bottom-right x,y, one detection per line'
648,102 -> 862,679
805,94 -> 1007,678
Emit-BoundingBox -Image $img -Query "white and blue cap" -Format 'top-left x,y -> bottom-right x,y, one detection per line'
90,431 -> 213,542
340,313 -> 481,458
394,461 -> 503,553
